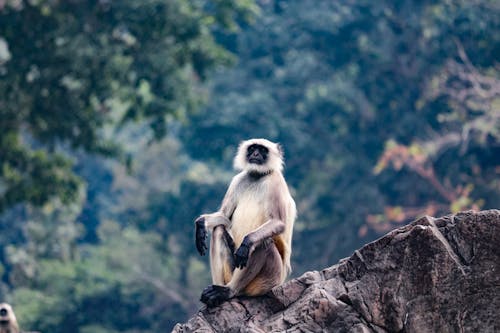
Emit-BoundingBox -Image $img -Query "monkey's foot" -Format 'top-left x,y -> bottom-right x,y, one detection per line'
200,285 -> 231,307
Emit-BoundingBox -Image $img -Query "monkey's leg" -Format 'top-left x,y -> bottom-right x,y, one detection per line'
209,225 -> 235,285
229,240 -> 282,296
200,225 -> 235,307
201,240 -> 282,307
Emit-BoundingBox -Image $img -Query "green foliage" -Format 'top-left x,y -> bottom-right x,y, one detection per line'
0,0 -> 498,332
0,132 -> 81,211
182,0 -> 499,267
3,138 -> 230,331
9,219 -> 201,332
0,0 -> 255,211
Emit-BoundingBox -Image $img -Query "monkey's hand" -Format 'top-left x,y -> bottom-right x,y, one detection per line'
195,216 -> 208,256
234,236 -> 252,268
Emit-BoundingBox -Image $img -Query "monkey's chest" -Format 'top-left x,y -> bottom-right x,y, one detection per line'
230,194 -> 267,248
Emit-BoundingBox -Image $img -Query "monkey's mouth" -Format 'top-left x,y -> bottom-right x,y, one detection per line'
0,319 -> 9,325
249,157 -> 264,164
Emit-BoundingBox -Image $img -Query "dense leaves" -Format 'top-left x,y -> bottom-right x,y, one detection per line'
0,0 -> 498,332
0,0 -> 256,211
183,0 -> 499,262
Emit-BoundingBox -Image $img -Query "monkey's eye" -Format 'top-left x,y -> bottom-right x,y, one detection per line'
247,144 -> 260,155
259,146 -> 269,155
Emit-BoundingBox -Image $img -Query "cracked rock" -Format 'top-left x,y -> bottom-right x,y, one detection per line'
173,210 -> 500,332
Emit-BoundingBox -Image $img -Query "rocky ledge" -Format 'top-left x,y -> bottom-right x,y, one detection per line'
173,210 -> 500,332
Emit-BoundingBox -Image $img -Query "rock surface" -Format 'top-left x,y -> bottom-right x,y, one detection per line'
173,210 -> 500,332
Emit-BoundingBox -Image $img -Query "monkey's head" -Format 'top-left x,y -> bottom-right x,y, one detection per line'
0,303 -> 19,333
234,138 -> 283,174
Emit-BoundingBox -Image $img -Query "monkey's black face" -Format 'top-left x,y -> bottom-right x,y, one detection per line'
0,307 -> 8,325
246,144 -> 268,165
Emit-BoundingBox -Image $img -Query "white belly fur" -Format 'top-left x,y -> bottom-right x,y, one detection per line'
230,193 -> 266,248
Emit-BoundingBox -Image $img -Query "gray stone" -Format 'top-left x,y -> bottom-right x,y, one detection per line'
173,210 -> 500,332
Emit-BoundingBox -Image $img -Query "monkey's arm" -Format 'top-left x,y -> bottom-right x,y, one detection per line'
200,174 -> 239,228
194,177 -> 239,256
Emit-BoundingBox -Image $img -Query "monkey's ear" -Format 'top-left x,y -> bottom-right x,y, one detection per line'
276,143 -> 284,159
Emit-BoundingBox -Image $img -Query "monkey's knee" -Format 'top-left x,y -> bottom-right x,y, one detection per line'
205,213 -> 230,231
211,224 -> 225,239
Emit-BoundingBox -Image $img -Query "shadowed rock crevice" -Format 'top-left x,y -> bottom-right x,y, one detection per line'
173,210 -> 500,332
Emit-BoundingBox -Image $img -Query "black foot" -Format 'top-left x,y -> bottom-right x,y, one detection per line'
200,285 -> 231,307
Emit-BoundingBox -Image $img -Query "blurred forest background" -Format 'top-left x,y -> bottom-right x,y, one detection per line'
0,0 -> 498,332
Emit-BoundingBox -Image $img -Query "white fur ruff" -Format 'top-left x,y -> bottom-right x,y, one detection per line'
233,138 -> 283,173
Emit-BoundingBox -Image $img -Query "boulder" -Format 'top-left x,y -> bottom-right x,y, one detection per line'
173,210 -> 500,332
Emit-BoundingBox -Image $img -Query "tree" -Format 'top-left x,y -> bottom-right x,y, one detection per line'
0,0 -> 257,212
1,1 -> 498,331
181,0 -> 499,271
1,1 -> 258,330
370,39 -> 500,233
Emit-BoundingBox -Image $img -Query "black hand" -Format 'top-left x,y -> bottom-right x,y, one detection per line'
195,217 -> 208,256
234,237 -> 252,269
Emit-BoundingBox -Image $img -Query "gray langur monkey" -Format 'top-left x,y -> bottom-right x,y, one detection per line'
0,303 -> 19,333
194,138 -> 296,307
